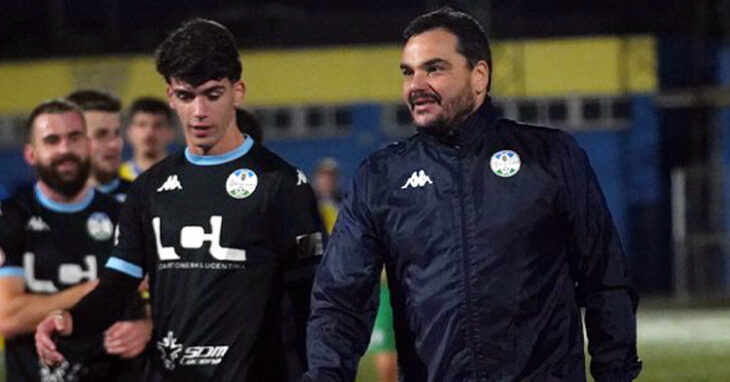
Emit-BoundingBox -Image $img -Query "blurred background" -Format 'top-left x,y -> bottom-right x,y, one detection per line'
1,0 -> 730,380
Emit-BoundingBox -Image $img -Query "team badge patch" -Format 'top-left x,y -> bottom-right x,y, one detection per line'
87,212 -> 114,241
226,169 -> 258,199
490,150 -> 521,178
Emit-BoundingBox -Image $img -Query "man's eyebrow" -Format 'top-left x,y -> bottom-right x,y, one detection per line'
421,58 -> 450,67
203,86 -> 225,94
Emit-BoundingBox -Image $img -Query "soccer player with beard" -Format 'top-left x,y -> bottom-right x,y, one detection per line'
67,90 -> 132,202
36,19 -> 324,382
0,100 -> 150,381
304,7 -> 640,382
118,97 -> 175,182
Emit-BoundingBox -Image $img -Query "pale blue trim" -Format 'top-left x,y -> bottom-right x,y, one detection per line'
105,257 -> 143,279
131,161 -> 143,177
0,266 -> 25,278
35,183 -> 94,213
184,135 -> 253,166
97,178 -> 120,194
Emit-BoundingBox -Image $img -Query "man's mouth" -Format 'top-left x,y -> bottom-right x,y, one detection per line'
409,92 -> 441,111
189,125 -> 212,137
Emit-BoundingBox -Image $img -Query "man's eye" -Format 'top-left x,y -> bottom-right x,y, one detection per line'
176,93 -> 192,101
401,68 -> 413,76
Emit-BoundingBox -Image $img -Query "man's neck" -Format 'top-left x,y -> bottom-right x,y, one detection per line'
37,181 -> 90,204
187,123 -> 245,157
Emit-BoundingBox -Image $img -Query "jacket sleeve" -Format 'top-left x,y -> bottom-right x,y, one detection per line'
303,161 -> 385,382
557,134 -> 642,382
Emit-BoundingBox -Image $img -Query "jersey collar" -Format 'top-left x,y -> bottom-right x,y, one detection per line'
184,135 -> 254,166
35,183 -> 95,213
96,178 -> 120,194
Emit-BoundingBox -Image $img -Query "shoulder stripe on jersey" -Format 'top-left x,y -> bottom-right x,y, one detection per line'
105,257 -> 143,279
97,178 -> 121,194
0,266 -> 24,278
35,183 -> 95,213
184,134 -> 254,166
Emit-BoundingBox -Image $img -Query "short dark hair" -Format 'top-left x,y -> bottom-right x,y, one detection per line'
155,18 -> 242,87
403,7 -> 492,91
66,89 -> 122,113
25,99 -> 84,142
128,97 -> 173,124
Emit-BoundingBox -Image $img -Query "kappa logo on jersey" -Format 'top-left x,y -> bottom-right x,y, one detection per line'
26,216 -> 51,232
24,253 -> 97,293
87,212 -> 114,241
226,169 -> 258,199
401,170 -> 433,189
153,216 -> 247,261
297,169 -> 308,186
157,331 -> 229,370
157,175 -> 183,192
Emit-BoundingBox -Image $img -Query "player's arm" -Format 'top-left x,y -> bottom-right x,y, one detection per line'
557,134 -> 642,381
271,168 -> 326,373
35,177 -> 149,364
303,161 -> 384,382
0,277 -> 98,338
0,200 -> 99,338
104,298 -> 153,359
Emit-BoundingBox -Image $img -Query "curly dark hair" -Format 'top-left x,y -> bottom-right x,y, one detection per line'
155,18 -> 242,87
404,7 -> 492,91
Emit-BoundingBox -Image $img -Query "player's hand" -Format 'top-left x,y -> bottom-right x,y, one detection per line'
35,310 -> 72,365
104,318 -> 153,358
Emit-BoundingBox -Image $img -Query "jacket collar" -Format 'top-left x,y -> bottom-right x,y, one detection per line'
417,97 -> 499,151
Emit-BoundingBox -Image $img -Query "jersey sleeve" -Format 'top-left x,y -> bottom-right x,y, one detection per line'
0,200 -> 27,279
69,178 -> 150,336
555,133 -> 642,381
103,176 -> 147,280
272,168 -> 325,269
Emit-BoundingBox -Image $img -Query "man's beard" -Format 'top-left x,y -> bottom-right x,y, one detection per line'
411,87 -> 476,137
36,154 -> 91,197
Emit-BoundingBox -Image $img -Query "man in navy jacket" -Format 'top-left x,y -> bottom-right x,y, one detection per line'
304,7 -> 641,382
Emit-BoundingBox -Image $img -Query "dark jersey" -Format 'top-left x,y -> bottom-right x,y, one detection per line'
106,139 -> 324,381
0,185 -> 140,382
96,178 -> 132,203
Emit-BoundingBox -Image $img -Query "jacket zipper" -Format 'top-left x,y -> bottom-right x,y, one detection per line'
455,146 -> 482,381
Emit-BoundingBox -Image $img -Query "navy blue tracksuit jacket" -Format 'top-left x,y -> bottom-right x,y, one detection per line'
304,100 -> 641,382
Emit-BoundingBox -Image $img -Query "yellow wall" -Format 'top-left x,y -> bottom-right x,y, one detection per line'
0,36 -> 656,115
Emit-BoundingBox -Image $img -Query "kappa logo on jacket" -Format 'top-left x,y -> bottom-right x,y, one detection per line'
401,170 -> 433,189
157,175 -> 183,192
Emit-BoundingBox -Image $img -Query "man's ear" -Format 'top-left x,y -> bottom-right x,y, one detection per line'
234,80 -> 246,107
166,85 -> 175,109
472,60 -> 490,94
24,143 -> 36,166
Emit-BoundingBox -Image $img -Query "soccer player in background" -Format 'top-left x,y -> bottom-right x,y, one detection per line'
304,7 -> 641,382
118,97 -> 175,181
36,19 -> 324,382
67,90 -> 131,202
0,100 -> 150,381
